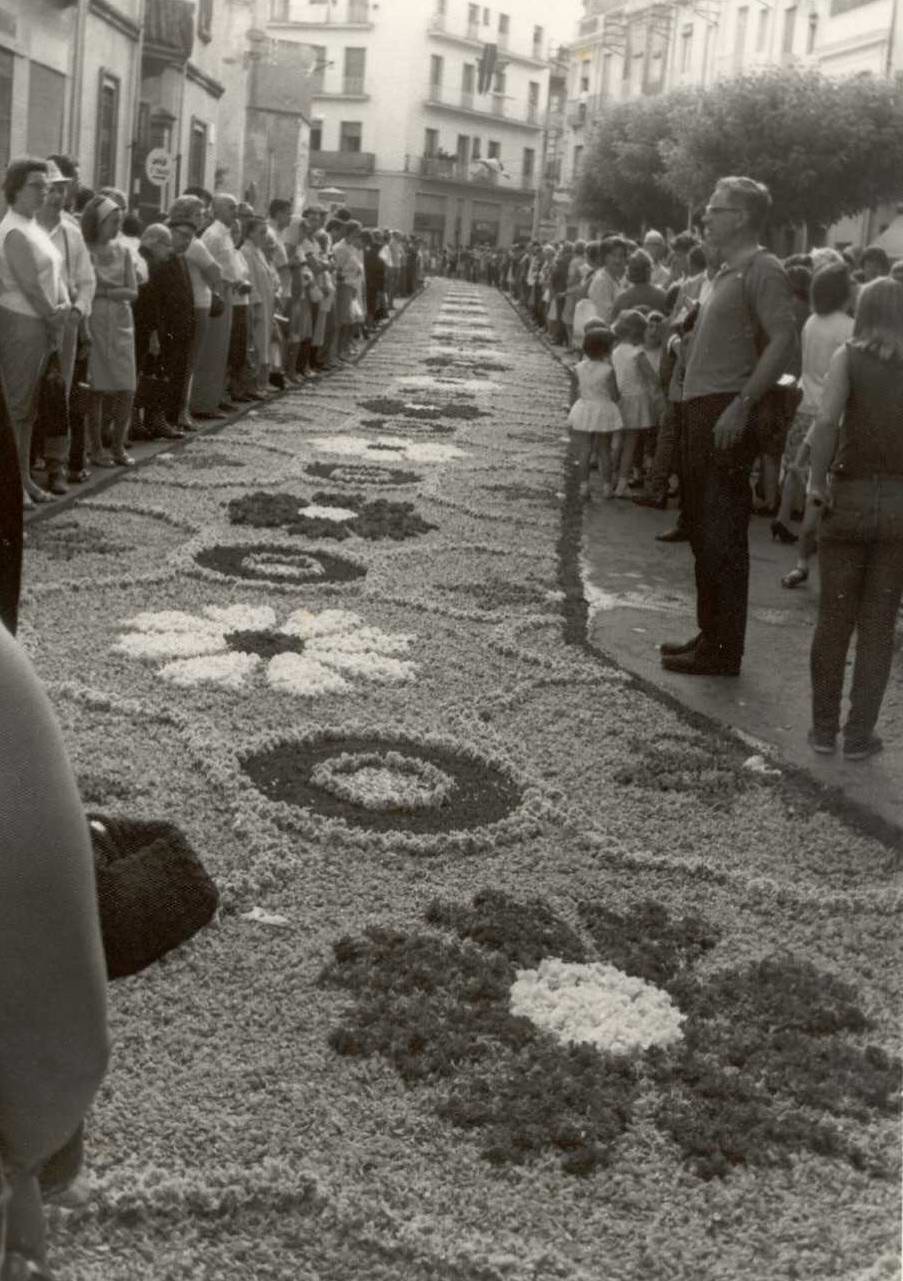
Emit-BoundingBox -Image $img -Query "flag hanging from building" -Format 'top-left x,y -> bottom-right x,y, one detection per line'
477,43 -> 498,94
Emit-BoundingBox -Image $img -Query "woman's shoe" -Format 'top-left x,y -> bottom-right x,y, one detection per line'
781,566 -> 809,589
89,452 -> 117,468
771,519 -> 798,545
112,452 -> 135,467
614,479 -> 630,498
67,468 -> 91,484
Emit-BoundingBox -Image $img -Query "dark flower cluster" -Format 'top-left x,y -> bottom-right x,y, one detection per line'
613,730 -> 764,809
358,397 -> 489,422
226,490 -> 436,542
323,890 -> 901,1181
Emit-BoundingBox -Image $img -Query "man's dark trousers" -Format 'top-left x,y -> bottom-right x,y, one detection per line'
681,393 -> 757,669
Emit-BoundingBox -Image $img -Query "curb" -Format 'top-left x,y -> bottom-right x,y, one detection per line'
501,288 -> 903,857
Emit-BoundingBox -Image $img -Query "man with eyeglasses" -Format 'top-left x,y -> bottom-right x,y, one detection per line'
660,176 -> 797,677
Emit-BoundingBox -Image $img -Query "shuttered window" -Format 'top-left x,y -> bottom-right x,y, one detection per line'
27,62 -> 65,159
95,70 -> 120,188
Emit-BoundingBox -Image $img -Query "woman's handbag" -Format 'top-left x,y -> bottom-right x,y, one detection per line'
349,296 -> 365,324
136,354 -> 169,413
88,813 -> 219,981
208,291 -> 225,320
36,351 -> 68,444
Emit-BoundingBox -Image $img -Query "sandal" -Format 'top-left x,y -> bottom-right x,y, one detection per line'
781,566 -> 809,589
88,453 -> 117,468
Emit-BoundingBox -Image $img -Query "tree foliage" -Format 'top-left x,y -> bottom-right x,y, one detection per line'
660,70 -> 903,231
575,70 -> 903,237
573,94 -> 689,234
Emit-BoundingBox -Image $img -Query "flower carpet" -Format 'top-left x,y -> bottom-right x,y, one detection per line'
21,282 -> 901,1281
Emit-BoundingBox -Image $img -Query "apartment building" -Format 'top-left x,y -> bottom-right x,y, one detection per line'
265,0 -> 557,247
556,0 -> 903,245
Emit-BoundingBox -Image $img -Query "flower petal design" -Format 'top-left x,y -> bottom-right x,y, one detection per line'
308,626 -> 412,657
300,504 -> 358,522
114,628 -> 227,661
279,608 -> 362,640
160,651 -> 260,688
266,651 -> 350,696
312,649 -> 417,684
121,610 -> 214,634
202,605 -> 277,632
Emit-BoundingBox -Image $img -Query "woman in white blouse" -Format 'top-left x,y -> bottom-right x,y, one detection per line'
0,158 -> 69,506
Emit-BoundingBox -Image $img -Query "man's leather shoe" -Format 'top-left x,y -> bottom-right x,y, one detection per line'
661,650 -> 740,676
656,526 -> 689,543
660,633 -> 701,657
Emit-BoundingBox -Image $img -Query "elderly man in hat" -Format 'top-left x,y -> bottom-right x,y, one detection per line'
32,158 -> 95,493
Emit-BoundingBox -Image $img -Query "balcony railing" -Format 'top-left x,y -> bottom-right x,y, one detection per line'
425,83 -> 542,127
309,149 -> 375,174
420,154 -> 536,192
315,76 -> 368,96
273,0 -> 371,24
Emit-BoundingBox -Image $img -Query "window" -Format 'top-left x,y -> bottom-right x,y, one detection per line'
601,52 -> 613,93
493,68 -> 506,95
0,51 -> 14,174
462,63 -> 475,96
339,121 -> 363,152
498,13 -> 509,35
471,136 -> 481,160
468,3 -> 479,35
197,0 -> 213,40
807,12 -> 818,52
572,144 -> 583,177
430,54 -> 444,90
487,139 -> 500,159
95,70 -> 120,187
310,119 -> 323,150
483,7 -> 490,24
580,59 -> 590,92
424,127 -> 439,156
343,47 -> 366,94
522,147 -> 535,181
680,25 -> 693,72
270,0 -> 290,18
27,61 -> 66,160
187,117 -> 207,189
756,7 -> 769,51
456,134 -> 470,165
533,25 -> 543,56
782,5 -> 797,54
310,45 -> 327,92
734,6 -> 748,63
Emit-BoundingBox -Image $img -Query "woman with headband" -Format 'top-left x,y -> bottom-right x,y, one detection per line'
80,194 -> 138,468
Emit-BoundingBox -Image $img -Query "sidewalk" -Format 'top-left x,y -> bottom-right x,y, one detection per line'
581,495 -> 903,835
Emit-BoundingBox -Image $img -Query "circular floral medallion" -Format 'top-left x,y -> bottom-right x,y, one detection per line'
242,733 -> 522,836
305,462 -> 421,487
358,396 -> 488,422
193,543 -> 366,586
310,751 -> 457,813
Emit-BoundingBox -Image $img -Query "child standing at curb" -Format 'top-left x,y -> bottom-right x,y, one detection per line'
568,326 -> 622,499
611,309 -> 662,498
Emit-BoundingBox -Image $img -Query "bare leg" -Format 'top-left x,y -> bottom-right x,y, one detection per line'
572,433 -> 592,496
111,391 -> 135,463
597,433 -> 614,496
615,430 -> 639,495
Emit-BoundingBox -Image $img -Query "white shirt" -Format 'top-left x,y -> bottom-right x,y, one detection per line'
185,237 -> 216,308
800,311 -> 855,415
45,216 -> 96,317
201,219 -> 245,286
0,208 -> 65,318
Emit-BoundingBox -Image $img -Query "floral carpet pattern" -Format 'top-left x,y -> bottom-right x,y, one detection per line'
21,282 -> 901,1281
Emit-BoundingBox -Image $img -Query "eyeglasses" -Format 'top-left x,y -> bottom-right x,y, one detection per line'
25,180 -> 49,191
705,205 -> 741,217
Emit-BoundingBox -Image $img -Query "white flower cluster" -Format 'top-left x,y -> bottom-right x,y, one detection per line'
509,958 -> 686,1056
310,435 -> 467,465
310,750 -> 457,813
115,605 -> 416,696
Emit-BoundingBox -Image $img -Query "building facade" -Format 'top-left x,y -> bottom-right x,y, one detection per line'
557,0 -> 903,247
265,0 -> 557,246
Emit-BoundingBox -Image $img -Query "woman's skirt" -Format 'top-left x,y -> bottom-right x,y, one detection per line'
88,297 -> 136,394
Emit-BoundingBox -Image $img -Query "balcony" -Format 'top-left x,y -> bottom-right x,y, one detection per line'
310,149 -> 375,174
427,13 -> 548,65
566,94 -> 604,128
314,76 -> 369,98
420,155 -> 536,193
270,0 -> 372,27
424,83 -> 542,129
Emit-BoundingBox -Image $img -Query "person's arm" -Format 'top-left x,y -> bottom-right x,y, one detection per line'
807,344 -> 850,502
714,260 -> 799,449
4,231 -> 67,323
0,630 -> 109,1175
68,228 -> 97,319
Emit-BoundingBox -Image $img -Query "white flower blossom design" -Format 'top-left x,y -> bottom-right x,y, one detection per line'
114,604 -> 416,696
509,958 -> 686,1055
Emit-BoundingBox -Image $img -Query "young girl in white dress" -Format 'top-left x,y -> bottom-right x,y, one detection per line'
568,325 -> 622,499
611,309 -> 663,498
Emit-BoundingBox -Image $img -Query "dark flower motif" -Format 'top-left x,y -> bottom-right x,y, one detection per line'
227,491 -> 436,542
322,890 -> 901,1180
358,397 -> 489,422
